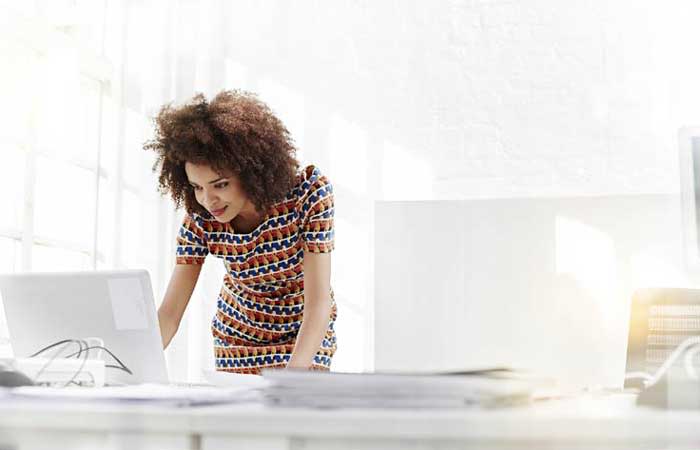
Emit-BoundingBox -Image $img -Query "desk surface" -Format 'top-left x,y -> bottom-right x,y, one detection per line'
1,393 -> 699,450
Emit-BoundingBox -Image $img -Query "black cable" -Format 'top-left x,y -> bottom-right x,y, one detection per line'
66,345 -> 133,375
105,364 -> 132,374
30,339 -> 133,385
74,339 -> 85,359
62,340 -> 90,387
33,339 -> 85,383
29,339 -> 77,358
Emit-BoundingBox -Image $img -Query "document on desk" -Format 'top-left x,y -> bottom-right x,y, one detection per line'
262,369 -> 548,409
5,383 -> 262,407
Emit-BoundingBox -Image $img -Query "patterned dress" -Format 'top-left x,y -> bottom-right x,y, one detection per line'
175,165 -> 337,374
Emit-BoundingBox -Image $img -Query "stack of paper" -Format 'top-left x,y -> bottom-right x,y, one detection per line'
262,369 -> 544,409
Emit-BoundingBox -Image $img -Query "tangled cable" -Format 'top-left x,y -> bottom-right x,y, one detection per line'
28,338 -> 132,387
625,336 -> 700,388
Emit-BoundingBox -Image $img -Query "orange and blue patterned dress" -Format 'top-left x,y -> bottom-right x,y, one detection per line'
175,165 -> 337,374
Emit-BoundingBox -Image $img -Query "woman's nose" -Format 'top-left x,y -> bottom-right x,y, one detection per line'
202,189 -> 217,205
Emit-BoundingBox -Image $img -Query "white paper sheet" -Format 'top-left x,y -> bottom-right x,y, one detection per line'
7,383 -> 261,407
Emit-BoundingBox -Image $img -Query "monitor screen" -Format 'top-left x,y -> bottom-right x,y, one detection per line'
678,127 -> 700,272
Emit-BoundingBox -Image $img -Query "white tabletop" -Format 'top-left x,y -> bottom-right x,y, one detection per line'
1,391 -> 699,450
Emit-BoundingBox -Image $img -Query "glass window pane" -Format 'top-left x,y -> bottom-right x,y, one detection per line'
120,190 -> 139,267
35,47 -> 82,159
75,76 -> 102,167
96,178 -> 115,266
123,108 -> 153,188
56,0 -> 107,55
31,244 -> 90,272
140,199 -> 161,279
0,147 -> 25,229
99,94 -> 119,177
0,306 -> 10,357
120,190 -> 160,270
36,66 -> 101,168
121,191 -> 146,268
34,156 -> 96,248
0,237 -> 19,357
0,1 -> 38,16
0,237 -> 21,274
0,40 -> 39,145
103,1 -> 124,68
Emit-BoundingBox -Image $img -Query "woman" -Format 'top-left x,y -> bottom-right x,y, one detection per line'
145,90 -> 337,373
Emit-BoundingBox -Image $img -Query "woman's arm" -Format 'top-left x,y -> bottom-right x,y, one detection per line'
158,264 -> 203,349
287,251 -> 333,369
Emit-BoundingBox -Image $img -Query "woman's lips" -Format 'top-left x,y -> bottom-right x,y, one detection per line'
211,206 -> 227,216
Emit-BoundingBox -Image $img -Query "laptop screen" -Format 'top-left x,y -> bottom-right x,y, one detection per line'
0,270 -> 169,385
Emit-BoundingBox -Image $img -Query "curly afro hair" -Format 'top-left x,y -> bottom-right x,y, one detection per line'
144,90 -> 299,216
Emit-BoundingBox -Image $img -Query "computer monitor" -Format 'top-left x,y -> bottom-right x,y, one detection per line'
678,126 -> 700,274
375,196 -> 688,389
0,269 -> 169,385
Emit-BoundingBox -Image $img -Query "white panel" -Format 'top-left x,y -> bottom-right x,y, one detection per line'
375,195 -> 693,389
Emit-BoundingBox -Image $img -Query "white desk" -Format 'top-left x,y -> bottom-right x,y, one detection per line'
1,393 -> 700,450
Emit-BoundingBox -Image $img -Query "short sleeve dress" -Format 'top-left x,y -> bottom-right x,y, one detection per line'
175,165 -> 337,374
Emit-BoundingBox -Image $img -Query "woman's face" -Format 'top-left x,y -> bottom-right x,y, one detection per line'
184,162 -> 250,223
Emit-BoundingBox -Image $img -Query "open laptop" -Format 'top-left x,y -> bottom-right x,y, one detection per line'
0,270 -> 169,385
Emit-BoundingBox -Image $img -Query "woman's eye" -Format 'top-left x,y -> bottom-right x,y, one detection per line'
192,185 -> 202,191
215,182 -> 228,189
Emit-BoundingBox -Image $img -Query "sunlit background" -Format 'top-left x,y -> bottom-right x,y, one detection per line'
2,0 -> 700,384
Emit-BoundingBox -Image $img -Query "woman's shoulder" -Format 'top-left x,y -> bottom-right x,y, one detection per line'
298,164 -> 323,183
284,165 -> 330,205
286,165 -> 333,218
293,165 -> 331,195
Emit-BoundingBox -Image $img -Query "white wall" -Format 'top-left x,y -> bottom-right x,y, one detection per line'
212,0 -> 700,197
186,0 -> 700,373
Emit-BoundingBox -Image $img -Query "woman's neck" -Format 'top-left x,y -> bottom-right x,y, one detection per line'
232,204 -> 265,233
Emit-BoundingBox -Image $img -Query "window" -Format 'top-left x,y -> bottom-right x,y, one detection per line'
0,1 -> 175,356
